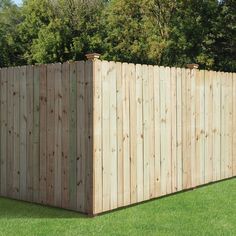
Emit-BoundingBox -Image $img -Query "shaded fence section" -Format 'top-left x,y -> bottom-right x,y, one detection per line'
0,61 -> 93,214
93,60 -> 236,214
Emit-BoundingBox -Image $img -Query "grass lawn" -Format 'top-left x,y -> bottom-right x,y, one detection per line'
0,178 -> 235,236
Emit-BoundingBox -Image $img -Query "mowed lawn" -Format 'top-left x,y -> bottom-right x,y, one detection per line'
0,178 -> 235,236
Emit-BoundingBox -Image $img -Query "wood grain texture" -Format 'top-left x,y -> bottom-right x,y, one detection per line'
93,60 -> 102,214
143,64 -> 150,199
39,65 -> 47,204
46,64 -> 55,205
136,64 -> 144,201
19,66 -> 27,200
69,62 -> 77,210
77,61 -> 86,212
176,68 -> 183,191
61,62 -> 70,209
84,60 -> 93,214
26,66 -> 34,201
7,67 -> 14,197
233,73 -> 236,176
130,63 -> 137,204
33,66 -> 40,203
109,62 -> 118,209
0,68 -> 7,196
154,66 -> 161,197
54,63 -> 62,207
204,70 -> 213,184
122,63 -> 131,205
116,62 -> 124,207
13,67 -> 20,199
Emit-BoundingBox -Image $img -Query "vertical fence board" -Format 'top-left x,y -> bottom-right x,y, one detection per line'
122,63 -> 131,205
7,68 -> 14,197
19,67 -> 27,200
143,65 -> 150,199
136,64 -> 144,201
212,71 -> 221,181
77,61 -> 86,212
233,73 -> 236,176
190,69 -> 196,187
0,68 -> 7,196
227,73 -> 233,178
110,62 -> 118,209
165,67 -> 172,194
205,71 -> 213,183
176,68 -> 183,191
26,66 -> 34,201
171,67 -> 177,192
13,67 -> 20,199
160,67 -> 166,195
198,70 -> 205,184
54,63 -> 62,207
148,66 -> 155,198
154,66 -> 161,197
69,63 -> 77,210
39,65 -> 47,204
130,63 -> 137,204
46,64 -> 55,205
182,68 -> 188,189
61,62 -> 69,209
182,68 -> 192,189
186,69 -> 192,188
33,66 -> 40,203
84,60 -> 93,214
93,60 -> 102,214
0,68 -> 2,195
0,68 -> 0,194
116,62 -> 124,207
221,72 -> 231,179
102,61 -> 110,211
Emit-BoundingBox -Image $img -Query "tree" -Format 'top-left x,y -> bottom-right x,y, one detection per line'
210,0 -> 236,71
0,0 -> 23,67
17,0 -> 106,64
160,0 -> 219,69
101,0 -> 168,64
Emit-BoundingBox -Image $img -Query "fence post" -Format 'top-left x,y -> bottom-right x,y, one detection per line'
84,52 -> 101,216
186,63 -> 199,69
85,53 -> 101,61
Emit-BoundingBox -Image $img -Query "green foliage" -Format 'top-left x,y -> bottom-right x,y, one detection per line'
160,0 -> 219,69
211,0 -> 236,71
0,0 -> 23,67
0,0 -> 235,71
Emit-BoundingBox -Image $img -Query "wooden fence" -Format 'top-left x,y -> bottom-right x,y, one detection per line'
0,58 -> 235,215
0,61 -> 93,214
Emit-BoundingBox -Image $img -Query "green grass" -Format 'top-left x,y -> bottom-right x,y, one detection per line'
0,178 -> 235,236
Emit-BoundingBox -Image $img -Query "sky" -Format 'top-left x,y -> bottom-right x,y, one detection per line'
13,0 -> 22,5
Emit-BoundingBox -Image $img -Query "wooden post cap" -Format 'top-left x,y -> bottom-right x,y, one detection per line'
186,63 -> 199,69
85,53 -> 101,60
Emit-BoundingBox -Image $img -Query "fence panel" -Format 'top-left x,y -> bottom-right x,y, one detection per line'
0,62 -> 93,213
93,60 -> 236,214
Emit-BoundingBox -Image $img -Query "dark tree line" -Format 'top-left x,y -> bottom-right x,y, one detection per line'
0,0 -> 235,71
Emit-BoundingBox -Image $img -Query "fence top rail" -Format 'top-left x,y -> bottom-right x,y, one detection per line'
0,58 -> 235,75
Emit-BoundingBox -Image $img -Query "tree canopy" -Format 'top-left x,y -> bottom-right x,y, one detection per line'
0,0 -> 235,71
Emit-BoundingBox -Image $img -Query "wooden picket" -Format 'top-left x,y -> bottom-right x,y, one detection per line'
0,59 -> 235,215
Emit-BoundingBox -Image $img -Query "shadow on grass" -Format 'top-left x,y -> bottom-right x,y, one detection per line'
0,197 -> 88,219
